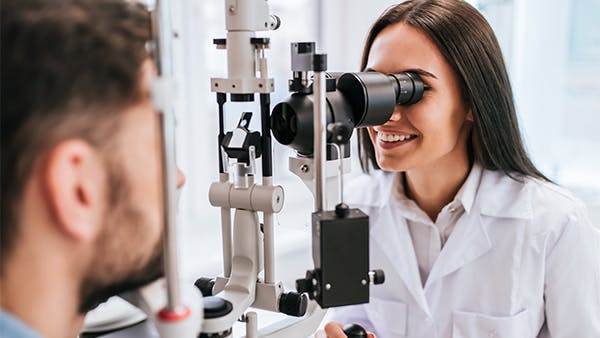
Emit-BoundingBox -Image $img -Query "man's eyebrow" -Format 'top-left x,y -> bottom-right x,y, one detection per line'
364,67 -> 438,79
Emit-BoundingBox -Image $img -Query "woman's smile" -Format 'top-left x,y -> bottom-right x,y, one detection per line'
373,129 -> 419,149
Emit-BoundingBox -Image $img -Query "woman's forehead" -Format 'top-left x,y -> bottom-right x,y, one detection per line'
366,23 -> 445,75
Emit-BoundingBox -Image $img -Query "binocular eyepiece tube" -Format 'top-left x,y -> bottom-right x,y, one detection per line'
270,71 -> 426,156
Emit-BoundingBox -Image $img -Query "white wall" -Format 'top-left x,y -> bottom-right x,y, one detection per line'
319,0 -> 402,71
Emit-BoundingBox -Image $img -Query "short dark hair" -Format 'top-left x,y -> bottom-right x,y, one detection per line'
1,0 -> 152,266
357,0 -> 549,182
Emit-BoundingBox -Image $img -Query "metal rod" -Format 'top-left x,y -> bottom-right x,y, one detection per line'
151,0 -> 183,313
245,312 -> 258,338
217,93 -> 227,174
313,70 -> 327,212
262,178 -> 275,283
339,144 -> 345,203
220,175 -> 233,278
159,113 -> 182,313
260,94 -> 273,177
332,143 -> 344,204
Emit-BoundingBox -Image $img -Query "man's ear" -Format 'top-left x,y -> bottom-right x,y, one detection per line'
42,139 -> 108,242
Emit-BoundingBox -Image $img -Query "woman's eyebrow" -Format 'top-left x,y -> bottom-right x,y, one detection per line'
364,67 -> 438,79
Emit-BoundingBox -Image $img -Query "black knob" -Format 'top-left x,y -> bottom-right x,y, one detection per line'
202,296 -> 233,319
343,323 -> 367,338
327,122 -> 352,145
371,269 -> 385,285
194,277 -> 215,297
295,277 -> 312,295
335,203 -> 350,218
279,291 -> 308,317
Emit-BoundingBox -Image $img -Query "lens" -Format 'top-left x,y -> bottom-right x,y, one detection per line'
271,102 -> 297,145
271,93 -> 317,155
271,91 -> 353,156
336,71 -> 425,128
337,72 -> 396,127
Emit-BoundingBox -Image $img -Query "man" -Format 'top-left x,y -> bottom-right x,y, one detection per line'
1,1 -> 185,337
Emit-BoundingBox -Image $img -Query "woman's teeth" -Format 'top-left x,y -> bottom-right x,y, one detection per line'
377,132 -> 417,142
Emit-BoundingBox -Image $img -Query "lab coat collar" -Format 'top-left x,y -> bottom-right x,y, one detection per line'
369,191 -> 494,314
455,162 -> 483,215
353,166 -> 534,314
390,163 -> 484,222
346,164 -> 533,220
424,212 -> 492,288
476,169 -> 533,220
424,169 -> 534,286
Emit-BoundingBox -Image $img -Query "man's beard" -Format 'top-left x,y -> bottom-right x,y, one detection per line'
78,168 -> 165,314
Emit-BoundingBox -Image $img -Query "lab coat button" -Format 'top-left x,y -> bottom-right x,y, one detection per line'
487,329 -> 497,338
423,317 -> 433,325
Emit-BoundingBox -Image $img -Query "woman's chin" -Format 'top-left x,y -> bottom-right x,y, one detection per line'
376,159 -> 411,172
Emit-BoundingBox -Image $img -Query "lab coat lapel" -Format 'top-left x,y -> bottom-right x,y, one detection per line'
424,169 -> 533,288
371,207 -> 431,315
424,212 -> 492,289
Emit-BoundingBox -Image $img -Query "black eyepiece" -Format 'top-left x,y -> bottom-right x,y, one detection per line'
336,71 -> 426,128
388,72 -> 425,105
270,71 -> 426,156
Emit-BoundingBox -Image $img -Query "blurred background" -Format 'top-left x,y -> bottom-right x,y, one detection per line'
165,0 -> 600,289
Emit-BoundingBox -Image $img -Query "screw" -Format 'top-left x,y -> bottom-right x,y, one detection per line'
325,283 -> 331,290
300,164 -> 309,173
361,279 -> 367,285
228,5 -> 235,13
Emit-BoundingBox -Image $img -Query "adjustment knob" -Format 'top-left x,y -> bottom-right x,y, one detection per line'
335,203 -> 350,218
279,291 -> 308,317
202,296 -> 233,319
369,269 -> 385,285
296,270 -> 318,299
343,323 -> 367,338
295,277 -> 312,295
327,122 -> 352,145
194,277 -> 215,297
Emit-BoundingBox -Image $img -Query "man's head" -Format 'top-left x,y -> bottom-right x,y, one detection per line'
1,0 -> 170,314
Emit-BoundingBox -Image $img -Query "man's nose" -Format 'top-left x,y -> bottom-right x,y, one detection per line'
176,167 -> 186,188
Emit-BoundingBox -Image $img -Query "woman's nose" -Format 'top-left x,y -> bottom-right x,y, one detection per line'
176,167 -> 186,188
387,106 -> 403,123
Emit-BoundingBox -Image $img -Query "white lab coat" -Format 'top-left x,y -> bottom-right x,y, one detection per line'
330,167 -> 600,338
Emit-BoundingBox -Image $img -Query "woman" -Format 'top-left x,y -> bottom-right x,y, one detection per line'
324,0 -> 600,337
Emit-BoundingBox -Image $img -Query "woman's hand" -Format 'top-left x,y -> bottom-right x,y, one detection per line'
322,322 -> 376,338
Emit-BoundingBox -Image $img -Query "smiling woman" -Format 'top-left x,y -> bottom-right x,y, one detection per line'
323,1 -> 600,338
356,2 -> 547,183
